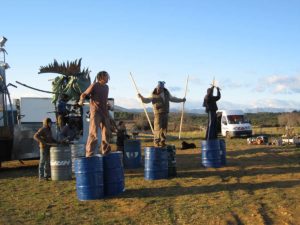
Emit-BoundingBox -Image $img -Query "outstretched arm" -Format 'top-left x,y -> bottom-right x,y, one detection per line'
169,93 -> 186,103
138,93 -> 152,104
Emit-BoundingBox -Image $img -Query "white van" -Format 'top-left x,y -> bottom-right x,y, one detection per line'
217,110 -> 252,138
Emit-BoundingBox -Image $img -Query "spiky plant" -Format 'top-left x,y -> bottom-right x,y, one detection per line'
39,58 -> 91,104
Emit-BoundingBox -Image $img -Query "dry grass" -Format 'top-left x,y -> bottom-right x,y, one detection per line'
1,131 -> 300,225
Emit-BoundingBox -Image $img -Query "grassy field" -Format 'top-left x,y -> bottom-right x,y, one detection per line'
1,131 -> 300,225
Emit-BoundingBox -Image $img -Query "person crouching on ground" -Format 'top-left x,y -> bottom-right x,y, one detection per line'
138,81 -> 186,147
34,118 -> 57,181
79,71 -> 111,157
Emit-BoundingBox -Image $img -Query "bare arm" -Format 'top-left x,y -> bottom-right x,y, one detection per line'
33,128 -> 46,146
79,83 -> 95,104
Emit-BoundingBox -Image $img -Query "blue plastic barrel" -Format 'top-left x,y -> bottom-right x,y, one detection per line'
124,139 -> 141,169
74,156 -> 104,200
144,147 -> 168,180
201,140 -> 222,168
219,139 -> 227,166
103,152 -> 125,196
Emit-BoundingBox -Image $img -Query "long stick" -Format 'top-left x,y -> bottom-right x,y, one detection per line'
129,72 -> 154,135
179,75 -> 189,139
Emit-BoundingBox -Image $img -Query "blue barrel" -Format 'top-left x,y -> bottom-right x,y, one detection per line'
201,140 -> 221,168
74,156 -> 104,200
71,144 -> 86,173
103,152 -> 125,196
219,139 -> 226,166
164,145 -> 177,177
124,139 -> 141,169
144,147 -> 168,180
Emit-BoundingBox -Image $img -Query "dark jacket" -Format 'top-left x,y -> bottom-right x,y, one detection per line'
203,88 -> 221,113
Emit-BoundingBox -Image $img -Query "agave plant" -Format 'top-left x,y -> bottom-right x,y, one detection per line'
39,58 -> 91,104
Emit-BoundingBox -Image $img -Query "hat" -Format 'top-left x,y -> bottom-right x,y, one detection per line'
157,81 -> 165,88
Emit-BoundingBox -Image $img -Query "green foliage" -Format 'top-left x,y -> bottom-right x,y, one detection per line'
39,58 -> 91,104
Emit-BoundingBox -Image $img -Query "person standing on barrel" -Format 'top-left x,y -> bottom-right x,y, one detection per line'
203,85 -> 221,140
78,71 -> 111,157
138,81 -> 186,147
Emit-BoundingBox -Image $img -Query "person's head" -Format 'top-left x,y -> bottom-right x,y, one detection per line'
96,71 -> 110,84
60,94 -> 69,101
43,118 -> 52,128
156,81 -> 165,94
207,87 -> 213,95
118,120 -> 126,128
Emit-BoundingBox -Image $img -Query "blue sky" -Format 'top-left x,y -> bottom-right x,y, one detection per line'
2,0 -> 300,111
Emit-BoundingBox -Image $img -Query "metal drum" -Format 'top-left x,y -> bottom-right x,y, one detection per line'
124,139 -> 141,169
103,152 -> 125,196
144,147 -> 168,180
74,156 -> 104,200
201,140 -> 221,168
70,144 -> 86,173
219,139 -> 227,166
50,145 -> 72,180
165,145 -> 177,177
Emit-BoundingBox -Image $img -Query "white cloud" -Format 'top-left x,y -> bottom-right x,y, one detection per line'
256,75 -> 300,94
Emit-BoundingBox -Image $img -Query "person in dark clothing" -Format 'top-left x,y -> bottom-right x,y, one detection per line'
116,121 -> 130,153
203,86 -> 221,140
57,94 -> 69,130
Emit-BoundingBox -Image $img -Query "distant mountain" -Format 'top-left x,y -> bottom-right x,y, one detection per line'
114,105 -> 298,114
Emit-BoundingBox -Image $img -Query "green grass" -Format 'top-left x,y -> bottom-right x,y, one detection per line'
1,131 -> 300,224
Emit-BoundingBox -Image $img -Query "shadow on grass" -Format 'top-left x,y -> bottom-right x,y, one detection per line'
0,165 -> 38,179
121,179 -> 300,198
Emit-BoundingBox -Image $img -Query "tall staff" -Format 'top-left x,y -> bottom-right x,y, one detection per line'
179,75 -> 189,139
129,72 -> 154,135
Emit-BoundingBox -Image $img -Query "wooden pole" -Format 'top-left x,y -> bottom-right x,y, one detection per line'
179,75 -> 189,139
129,72 -> 154,135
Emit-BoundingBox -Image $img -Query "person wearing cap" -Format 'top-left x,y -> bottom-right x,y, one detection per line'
203,86 -> 221,140
138,81 -> 186,147
78,71 -> 111,156
34,118 -> 57,181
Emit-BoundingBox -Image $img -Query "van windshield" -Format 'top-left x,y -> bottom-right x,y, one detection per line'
227,115 -> 245,124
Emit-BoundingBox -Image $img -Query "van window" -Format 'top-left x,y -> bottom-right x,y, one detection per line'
227,115 -> 245,124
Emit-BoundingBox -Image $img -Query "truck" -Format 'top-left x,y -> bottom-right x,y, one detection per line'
0,96 -> 115,167
217,110 -> 252,138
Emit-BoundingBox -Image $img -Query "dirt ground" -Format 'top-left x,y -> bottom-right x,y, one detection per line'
1,135 -> 300,225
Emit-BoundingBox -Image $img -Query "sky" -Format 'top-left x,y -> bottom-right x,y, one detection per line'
1,0 -> 300,112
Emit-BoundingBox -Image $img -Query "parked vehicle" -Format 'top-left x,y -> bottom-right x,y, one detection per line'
217,110 -> 252,138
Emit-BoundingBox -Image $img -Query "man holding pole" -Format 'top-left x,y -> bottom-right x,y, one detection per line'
138,81 -> 186,147
203,85 -> 221,140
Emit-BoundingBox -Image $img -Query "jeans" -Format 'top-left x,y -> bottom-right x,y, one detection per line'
39,147 -> 50,178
